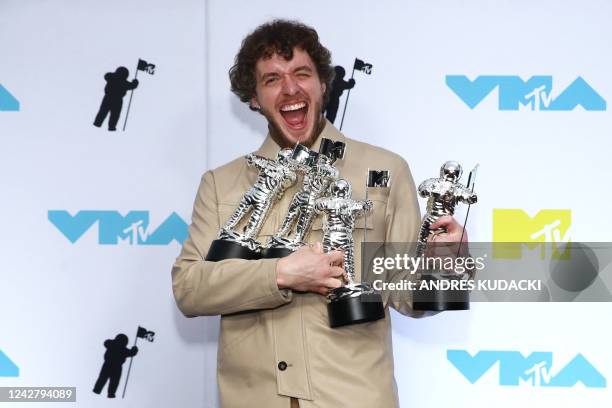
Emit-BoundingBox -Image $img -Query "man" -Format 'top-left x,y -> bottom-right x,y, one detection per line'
172,20 -> 467,408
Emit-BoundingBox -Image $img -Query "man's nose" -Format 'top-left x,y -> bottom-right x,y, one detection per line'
281,75 -> 299,95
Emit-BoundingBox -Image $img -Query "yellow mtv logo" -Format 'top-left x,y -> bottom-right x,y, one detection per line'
493,209 -> 571,259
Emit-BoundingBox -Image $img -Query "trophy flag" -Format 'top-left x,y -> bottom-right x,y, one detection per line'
122,58 -> 156,131
457,164 -> 479,257
339,57 -> 374,131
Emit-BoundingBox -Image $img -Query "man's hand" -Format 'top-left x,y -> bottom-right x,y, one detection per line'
428,215 -> 468,244
427,215 -> 470,260
276,242 -> 346,296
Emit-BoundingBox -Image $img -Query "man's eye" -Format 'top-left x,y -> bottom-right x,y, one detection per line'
296,72 -> 310,78
265,78 -> 278,85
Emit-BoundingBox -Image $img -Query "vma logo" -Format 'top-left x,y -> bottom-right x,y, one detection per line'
0,84 -> 19,111
448,350 -> 606,388
0,350 -> 19,377
493,209 -> 571,259
48,211 -> 187,245
446,76 -> 606,111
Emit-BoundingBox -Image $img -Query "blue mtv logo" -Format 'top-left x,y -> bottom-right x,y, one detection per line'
448,350 -> 606,388
0,350 -> 19,377
48,210 -> 188,245
446,75 -> 606,111
0,84 -> 19,111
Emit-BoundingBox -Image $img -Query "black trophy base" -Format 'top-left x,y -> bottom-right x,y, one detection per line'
412,277 -> 470,311
205,239 -> 261,262
260,246 -> 293,259
327,293 -> 385,328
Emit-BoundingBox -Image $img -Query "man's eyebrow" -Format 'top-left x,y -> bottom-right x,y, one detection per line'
259,66 -> 313,80
293,65 -> 313,73
260,72 -> 280,81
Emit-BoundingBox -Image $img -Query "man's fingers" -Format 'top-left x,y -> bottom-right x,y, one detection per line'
323,277 -> 342,289
328,266 -> 345,278
430,215 -> 453,230
317,287 -> 331,296
326,250 -> 344,266
312,241 -> 324,253
427,230 -> 444,243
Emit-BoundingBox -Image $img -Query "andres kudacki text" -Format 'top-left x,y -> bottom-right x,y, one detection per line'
372,278 -> 543,292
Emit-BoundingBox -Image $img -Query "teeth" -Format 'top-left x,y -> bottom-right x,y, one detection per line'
280,102 -> 306,112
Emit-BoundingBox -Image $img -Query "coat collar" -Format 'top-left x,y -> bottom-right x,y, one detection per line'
254,118 -> 346,159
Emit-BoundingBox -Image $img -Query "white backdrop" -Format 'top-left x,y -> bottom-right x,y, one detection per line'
1,0 -> 611,407
1,0 -> 208,407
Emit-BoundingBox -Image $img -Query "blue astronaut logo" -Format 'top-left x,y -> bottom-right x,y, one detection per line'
446,76 -> 606,111
0,84 -> 19,111
448,350 -> 606,388
48,210 -> 187,245
0,349 -> 19,377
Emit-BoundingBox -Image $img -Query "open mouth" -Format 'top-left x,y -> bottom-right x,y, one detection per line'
279,101 -> 308,130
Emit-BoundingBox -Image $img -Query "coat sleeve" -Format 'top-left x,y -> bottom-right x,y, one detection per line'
382,157 -> 437,318
171,171 -> 293,317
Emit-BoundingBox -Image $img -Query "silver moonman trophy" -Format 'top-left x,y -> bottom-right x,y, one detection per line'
315,178 -> 385,328
413,161 -> 477,311
262,139 -> 344,258
205,148 -> 298,261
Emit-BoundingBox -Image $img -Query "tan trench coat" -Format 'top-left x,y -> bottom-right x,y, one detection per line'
172,120 -> 427,407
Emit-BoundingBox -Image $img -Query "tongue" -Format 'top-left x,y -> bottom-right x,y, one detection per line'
281,107 -> 307,127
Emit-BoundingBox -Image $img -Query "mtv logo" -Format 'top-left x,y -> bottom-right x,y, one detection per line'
48,210 -> 188,245
0,84 -> 19,111
492,209 -> 571,259
0,350 -> 19,377
448,350 -> 606,388
446,76 -> 606,111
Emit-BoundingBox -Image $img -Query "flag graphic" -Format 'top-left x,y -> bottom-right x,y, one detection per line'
136,326 -> 155,342
137,59 -> 156,75
353,58 -> 373,74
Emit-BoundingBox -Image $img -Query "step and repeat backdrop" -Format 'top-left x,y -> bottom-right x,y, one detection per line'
1,0 -> 611,407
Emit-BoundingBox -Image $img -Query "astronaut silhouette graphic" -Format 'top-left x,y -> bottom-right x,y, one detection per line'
93,334 -> 138,398
324,66 -> 355,124
93,67 -> 139,131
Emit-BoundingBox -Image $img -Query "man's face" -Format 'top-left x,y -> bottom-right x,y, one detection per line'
251,48 -> 326,148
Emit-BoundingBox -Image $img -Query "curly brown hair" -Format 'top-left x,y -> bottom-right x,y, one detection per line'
229,20 -> 334,111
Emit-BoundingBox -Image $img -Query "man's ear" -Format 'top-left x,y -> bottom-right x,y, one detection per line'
321,82 -> 326,94
250,96 -> 260,110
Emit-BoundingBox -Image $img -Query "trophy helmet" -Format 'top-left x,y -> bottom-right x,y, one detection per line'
291,144 -> 311,164
277,148 -> 293,162
440,161 -> 462,182
330,178 -> 351,198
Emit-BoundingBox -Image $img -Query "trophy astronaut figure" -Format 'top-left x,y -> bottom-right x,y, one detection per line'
416,161 -> 477,258
315,179 -> 373,292
412,160 -> 478,311
206,148 -> 297,260
267,147 -> 340,254
315,178 -> 384,327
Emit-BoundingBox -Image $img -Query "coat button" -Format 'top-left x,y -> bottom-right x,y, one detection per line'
278,361 -> 288,371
